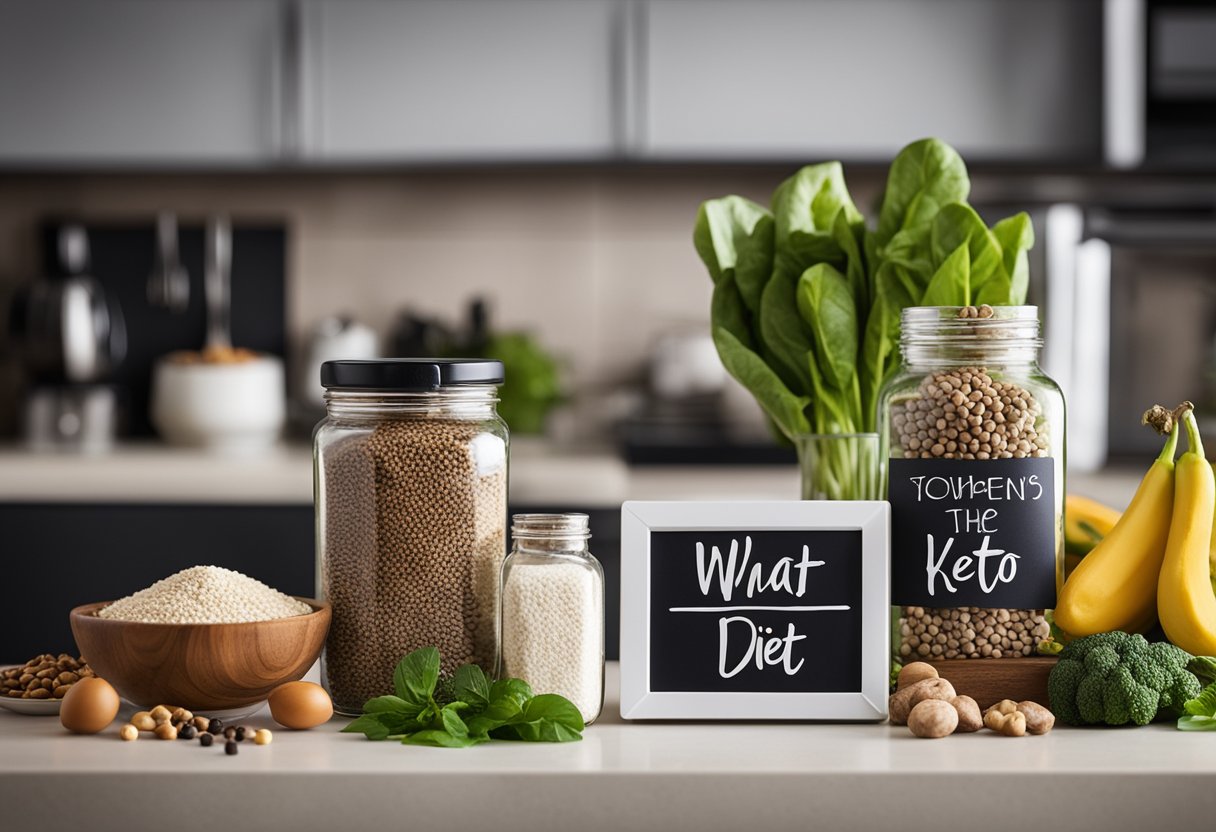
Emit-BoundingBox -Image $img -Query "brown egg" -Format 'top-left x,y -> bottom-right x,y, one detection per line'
268,681 -> 333,729
60,677 -> 120,734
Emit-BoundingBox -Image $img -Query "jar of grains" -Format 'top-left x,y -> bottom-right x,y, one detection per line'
878,306 -> 1064,663
315,359 -> 508,715
500,513 -> 604,724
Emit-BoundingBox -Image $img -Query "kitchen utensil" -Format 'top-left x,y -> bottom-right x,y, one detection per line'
146,212 -> 189,314
69,599 -> 331,711
205,217 -> 232,351
11,225 -> 126,383
150,354 -> 286,453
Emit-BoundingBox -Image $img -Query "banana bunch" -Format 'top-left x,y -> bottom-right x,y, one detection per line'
1056,404 -> 1216,654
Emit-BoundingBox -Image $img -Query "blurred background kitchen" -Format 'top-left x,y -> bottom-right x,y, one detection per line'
2,0 -> 1214,661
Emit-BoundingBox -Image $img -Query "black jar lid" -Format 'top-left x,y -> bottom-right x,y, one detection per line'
320,358 -> 504,390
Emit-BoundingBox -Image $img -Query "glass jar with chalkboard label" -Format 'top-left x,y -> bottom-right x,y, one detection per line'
878,306 -> 1064,662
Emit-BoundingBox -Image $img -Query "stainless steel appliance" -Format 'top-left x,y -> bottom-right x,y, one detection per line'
9,225 -> 126,452
1105,0 -> 1216,169
1044,201 -> 1216,468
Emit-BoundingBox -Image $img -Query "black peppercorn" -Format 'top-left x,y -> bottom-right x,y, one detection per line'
223,726 -> 237,739
179,724 -> 197,740
199,733 -> 214,747
208,718 -> 223,735
234,726 -> 247,741
225,740 -> 238,756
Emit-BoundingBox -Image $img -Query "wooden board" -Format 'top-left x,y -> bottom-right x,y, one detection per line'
927,657 -> 1058,709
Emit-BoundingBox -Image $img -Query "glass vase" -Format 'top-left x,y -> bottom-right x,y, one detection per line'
795,433 -> 882,501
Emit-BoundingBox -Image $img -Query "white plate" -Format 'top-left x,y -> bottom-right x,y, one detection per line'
0,696 -> 62,716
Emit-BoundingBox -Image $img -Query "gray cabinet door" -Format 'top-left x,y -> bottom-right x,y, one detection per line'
638,0 -> 1101,161
0,0 -> 284,164
302,0 -> 620,161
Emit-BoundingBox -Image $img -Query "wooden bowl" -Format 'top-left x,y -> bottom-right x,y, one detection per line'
69,598 -> 330,711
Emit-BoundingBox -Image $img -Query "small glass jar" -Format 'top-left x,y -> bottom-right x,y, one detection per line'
499,513 -> 605,725
879,307 -> 1064,662
315,358 -> 508,715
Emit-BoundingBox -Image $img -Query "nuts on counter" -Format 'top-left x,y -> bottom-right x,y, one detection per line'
150,705 -> 172,724
59,677 -> 120,734
119,724 -> 139,741
1016,700 -> 1055,735
896,661 -> 939,690
3,654 -> 93,700
225,740 -> 238,756
907,699 -> 959,738
154,723 -> 178,740
950,695 -> 983,733
984,703 -> 1028,737
254,729 -> 273,746
131,711 -> 156,731
199,733 -> 214,747
889,678 -> 956,725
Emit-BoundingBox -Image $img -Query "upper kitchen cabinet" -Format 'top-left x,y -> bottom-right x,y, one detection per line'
0,0 -> 285,165
301,0 -> 620,161
636,0 -> 1103,162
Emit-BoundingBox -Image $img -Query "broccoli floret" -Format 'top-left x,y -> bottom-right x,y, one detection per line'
1048,631 -> 1202,726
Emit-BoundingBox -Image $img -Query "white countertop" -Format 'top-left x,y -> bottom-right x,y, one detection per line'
0,441 -> 1140,508
2,663 -> 1213,832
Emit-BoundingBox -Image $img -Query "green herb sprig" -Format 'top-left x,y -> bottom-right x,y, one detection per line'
341,647 -> 585,747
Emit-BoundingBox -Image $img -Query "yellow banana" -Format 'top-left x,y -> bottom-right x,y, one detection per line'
1064,494 -> 1121,554
1159,409 -> 1216,655
1054,425 -> 1177,637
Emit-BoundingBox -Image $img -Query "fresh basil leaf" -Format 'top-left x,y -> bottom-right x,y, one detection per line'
693,196 -> 774,314
402,729 -> 486,748
875,138 -> 970,246
363,695 -> 412,715
991,212 -> 1034,304
491,694 -> 584,743
796,263 -> 857,393
713,326 -> 811,441
440,706 -> 471,738
342,714 -> 392,740
860,263 -> 917,424
770,162 -> 860,282
393,647 -> 440,707
452,664 -> 491,710
489,677 -> 533,706
921,243 -> 971,307
1176,715 -> 1216,731
758,269 -> 815,394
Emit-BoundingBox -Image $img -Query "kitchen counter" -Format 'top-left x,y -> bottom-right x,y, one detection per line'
0,441 -> 1142,508
2,663 -> 1213,832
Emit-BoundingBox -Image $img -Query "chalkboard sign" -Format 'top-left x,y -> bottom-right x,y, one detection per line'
620,501 -> 889,721
888,458 -> 1056,608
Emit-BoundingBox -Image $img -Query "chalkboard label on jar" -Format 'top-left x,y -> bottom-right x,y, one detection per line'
888,458 -> 1056,609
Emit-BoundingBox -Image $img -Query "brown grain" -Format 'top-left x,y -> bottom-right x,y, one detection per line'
321,419 -> 506,712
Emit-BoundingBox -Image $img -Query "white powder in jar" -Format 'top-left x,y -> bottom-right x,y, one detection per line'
98,565 -> 313,624
501,561 -> 603,723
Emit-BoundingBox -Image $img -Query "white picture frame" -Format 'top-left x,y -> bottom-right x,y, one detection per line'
619,500 -> 890,721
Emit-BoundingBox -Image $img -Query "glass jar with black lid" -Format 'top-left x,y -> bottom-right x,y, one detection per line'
315,358 -> 508,715
878,307 -> 1064,663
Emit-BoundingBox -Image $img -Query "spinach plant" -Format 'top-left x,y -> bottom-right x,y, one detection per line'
695,138 -> 1033,498
341,647 -> 585,747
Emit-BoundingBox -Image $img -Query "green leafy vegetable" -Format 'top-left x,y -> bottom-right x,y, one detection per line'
693,137 -> 1037,500
343,647 -> 584,748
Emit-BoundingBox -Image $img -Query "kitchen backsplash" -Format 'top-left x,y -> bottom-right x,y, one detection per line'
0,167 -> 885,437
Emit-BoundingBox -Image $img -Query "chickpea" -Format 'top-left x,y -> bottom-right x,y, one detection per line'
119,724 -> 139,741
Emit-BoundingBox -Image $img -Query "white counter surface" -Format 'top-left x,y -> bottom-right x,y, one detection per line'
1,663 -> 1213,832
0,441 -> 1140,508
